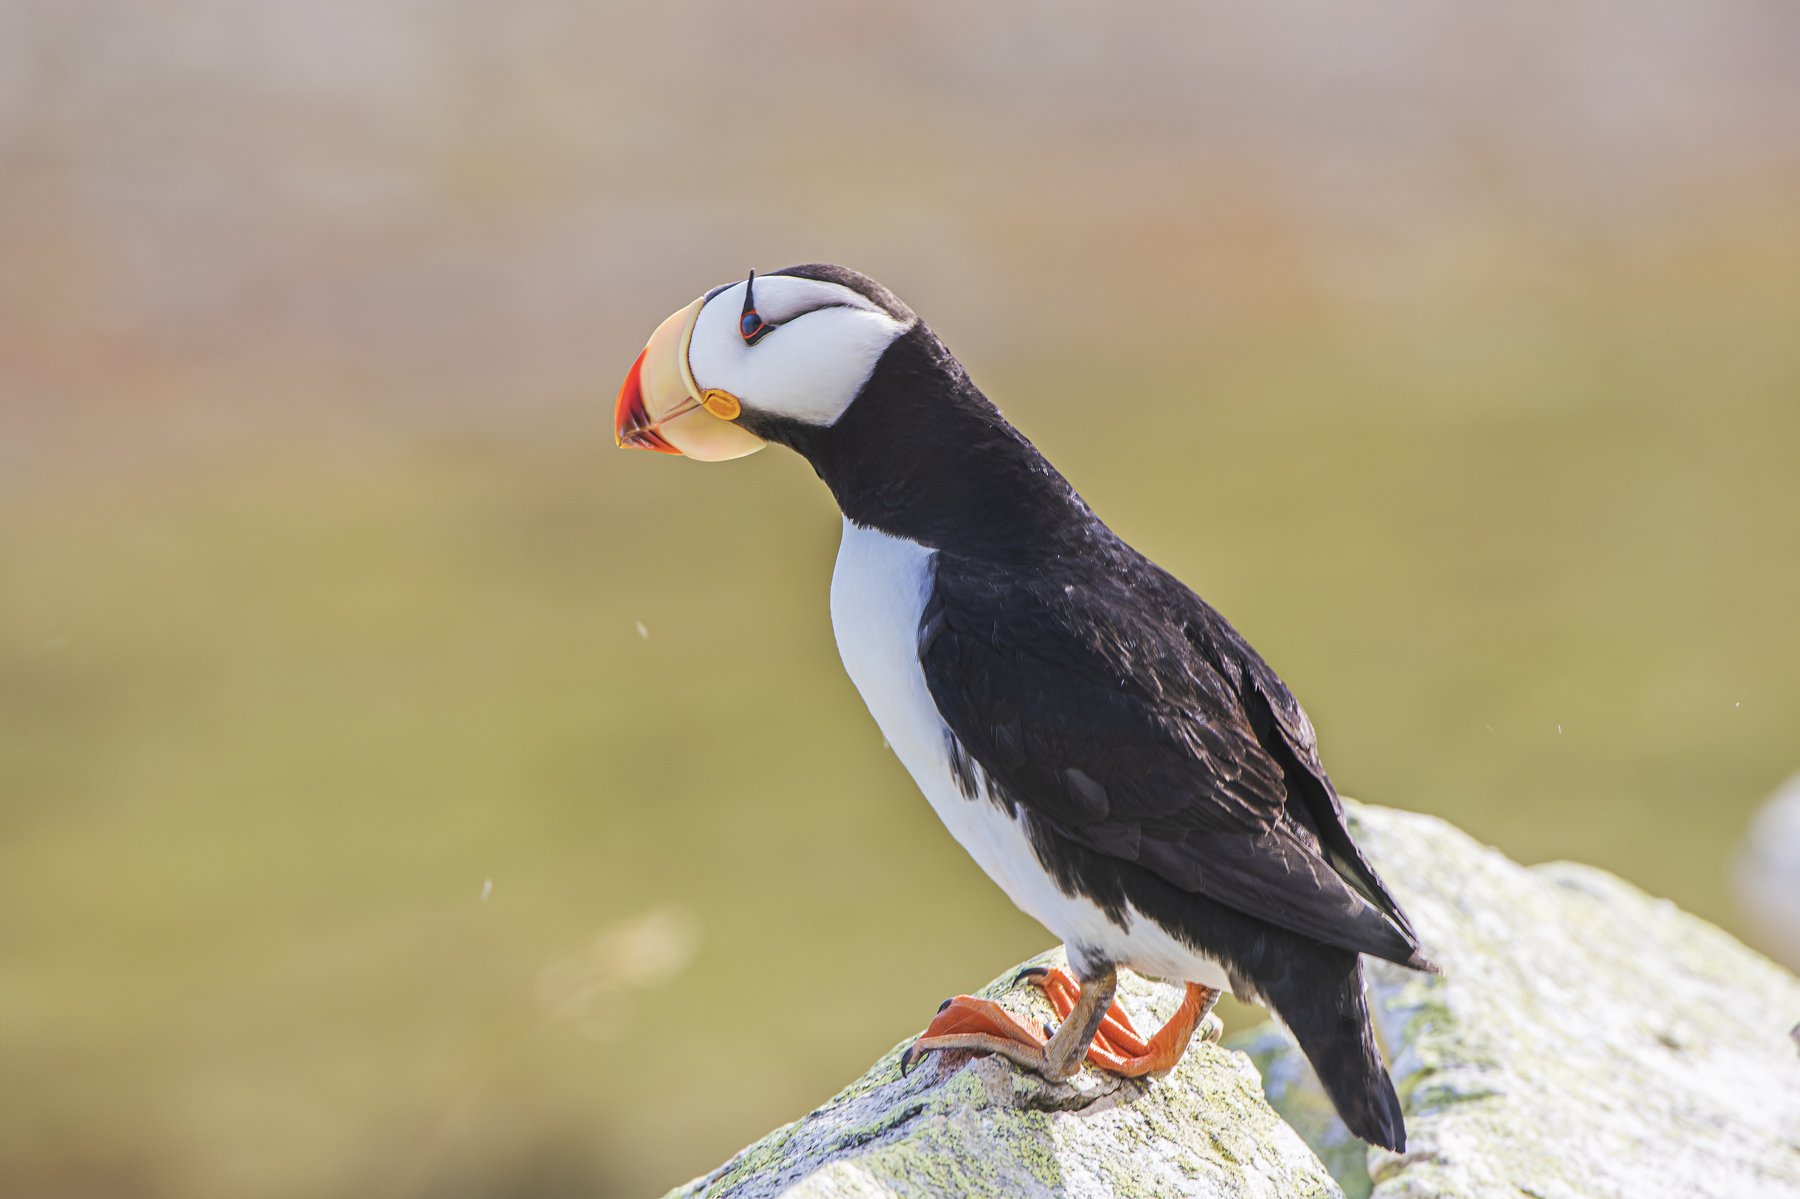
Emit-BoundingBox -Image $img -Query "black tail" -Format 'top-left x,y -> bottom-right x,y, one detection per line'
1252,947 -> 1406,1152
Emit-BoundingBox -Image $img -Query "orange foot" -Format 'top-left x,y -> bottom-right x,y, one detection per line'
1019,965 -> 1218,1077
899,994 -> 1052,1076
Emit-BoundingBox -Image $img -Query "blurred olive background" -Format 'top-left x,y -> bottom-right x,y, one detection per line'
4,2 -> 1800,1196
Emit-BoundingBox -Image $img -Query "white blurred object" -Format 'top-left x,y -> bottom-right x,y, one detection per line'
535,904 -> 702,1040
1734,774 -> 1800,972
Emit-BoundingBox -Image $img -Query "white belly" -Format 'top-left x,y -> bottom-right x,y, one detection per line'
829,518 -> 1228,989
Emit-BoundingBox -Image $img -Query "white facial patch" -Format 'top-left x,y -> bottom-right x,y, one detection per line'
687,276 -> 912,428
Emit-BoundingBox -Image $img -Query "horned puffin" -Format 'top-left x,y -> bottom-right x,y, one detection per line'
614,264 -> 1435,1150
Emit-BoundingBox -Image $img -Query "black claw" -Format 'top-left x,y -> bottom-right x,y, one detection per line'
900,1043 -> 918,1077
1043,1022 -> 1057,1039
937,996 -> 955,1014
1013,966 -> 1049,986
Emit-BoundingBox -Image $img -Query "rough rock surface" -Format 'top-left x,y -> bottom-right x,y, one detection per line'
666,951 -> 1341,1199
668,804 -> 1800,1198
1241,804 -> 1800,1199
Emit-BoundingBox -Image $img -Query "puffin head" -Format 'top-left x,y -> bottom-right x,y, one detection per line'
614,264 -> 917,461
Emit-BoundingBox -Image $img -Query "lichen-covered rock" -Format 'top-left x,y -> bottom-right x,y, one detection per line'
666,950 -> 1342,1199
1240,803 -> 1800,1199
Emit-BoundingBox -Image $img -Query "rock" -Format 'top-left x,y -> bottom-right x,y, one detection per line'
666,950 -> 1343,1199
1233,1023 -> 1378,1198
1239,803 -> 1800,1199
667,804 -> 1800,1199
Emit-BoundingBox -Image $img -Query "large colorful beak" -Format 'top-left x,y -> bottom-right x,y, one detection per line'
614,297 -> 766,461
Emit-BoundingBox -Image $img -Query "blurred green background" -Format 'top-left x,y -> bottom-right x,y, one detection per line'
4,3 -> 1799,1196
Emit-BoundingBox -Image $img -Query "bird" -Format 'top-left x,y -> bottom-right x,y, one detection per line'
613,263 -> 1436,1151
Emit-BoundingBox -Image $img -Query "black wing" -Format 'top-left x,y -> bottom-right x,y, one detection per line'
919,546 -> 1428,969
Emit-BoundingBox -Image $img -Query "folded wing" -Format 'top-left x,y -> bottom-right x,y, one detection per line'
919,549 -> 1428,970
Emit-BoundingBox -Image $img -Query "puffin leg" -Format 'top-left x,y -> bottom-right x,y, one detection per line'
1016,965 -> 1151,1059
1082,981 -> 1220,1077
1041,965 -> 1118,1077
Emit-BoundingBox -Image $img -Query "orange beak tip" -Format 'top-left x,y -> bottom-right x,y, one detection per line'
614,348 -> 681,454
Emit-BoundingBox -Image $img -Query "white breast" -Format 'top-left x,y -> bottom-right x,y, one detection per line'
829,518 -> 1228,989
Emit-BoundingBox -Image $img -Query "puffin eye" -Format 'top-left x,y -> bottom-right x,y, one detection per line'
739,270 -> 775,345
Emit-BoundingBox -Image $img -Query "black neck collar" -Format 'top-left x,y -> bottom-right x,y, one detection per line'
746,325 -> 1094,558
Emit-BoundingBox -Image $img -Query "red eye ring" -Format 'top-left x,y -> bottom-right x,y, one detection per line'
739,270 -> 776,345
